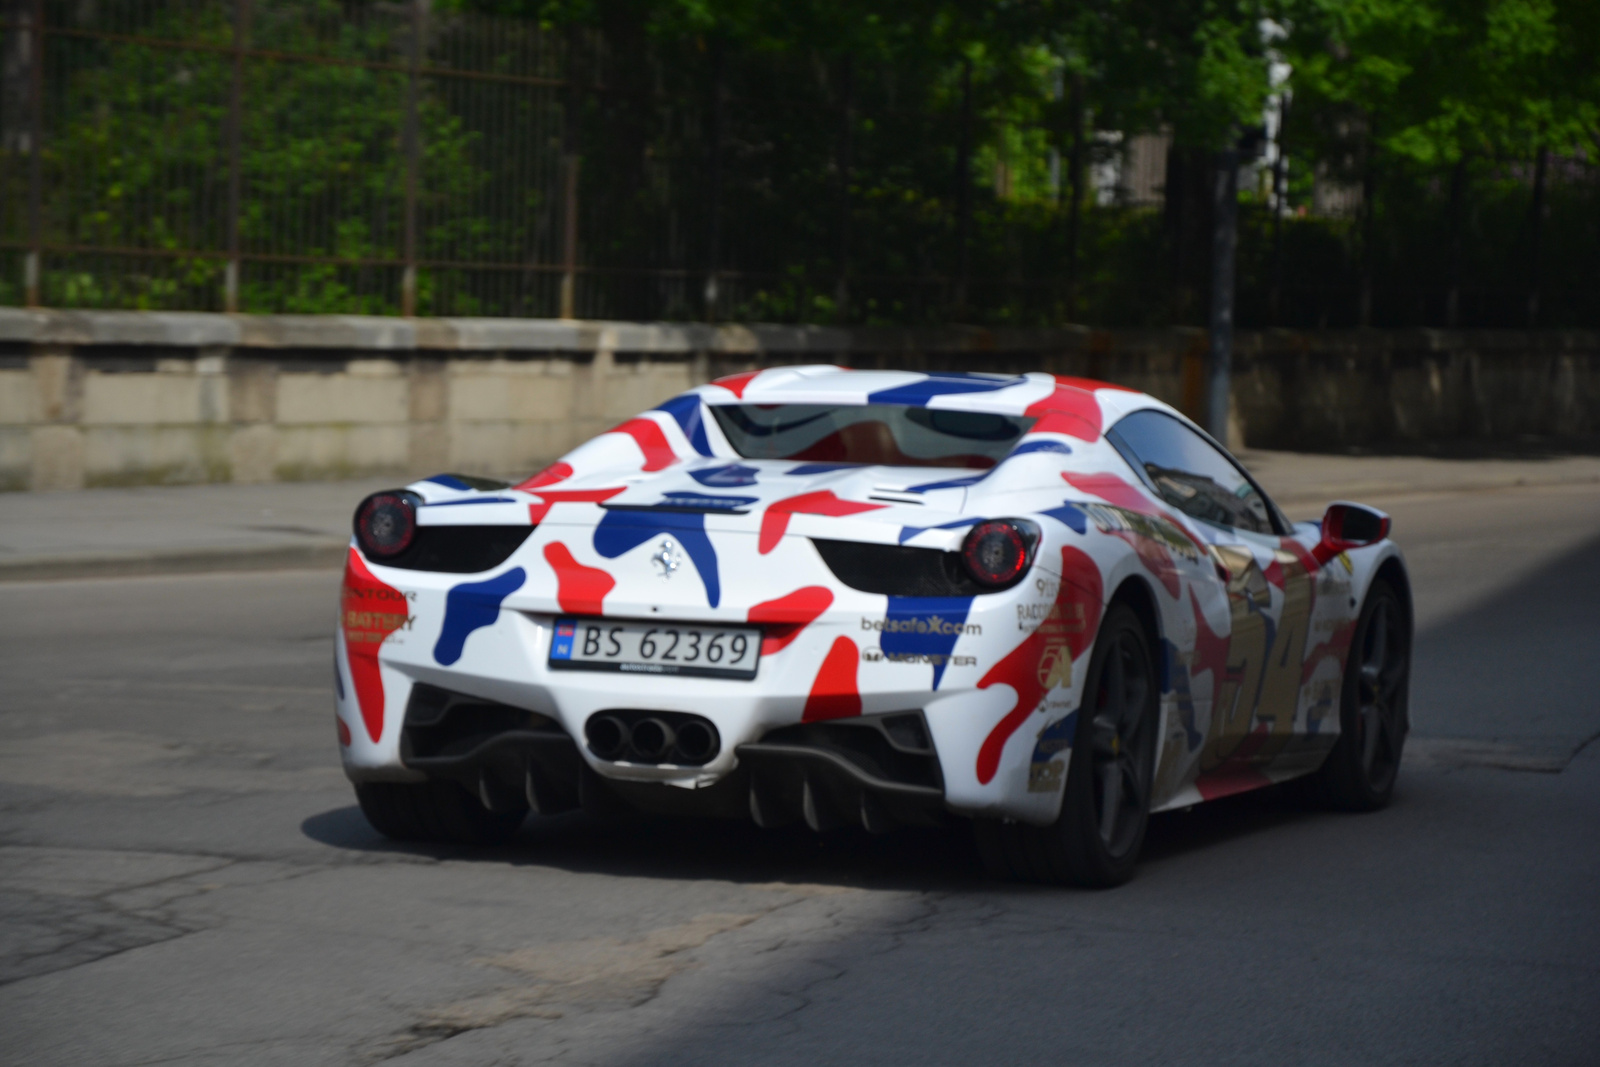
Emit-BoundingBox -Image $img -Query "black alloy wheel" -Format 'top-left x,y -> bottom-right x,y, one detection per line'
974,602 -> 1159,887
1304,577 -> 1410,810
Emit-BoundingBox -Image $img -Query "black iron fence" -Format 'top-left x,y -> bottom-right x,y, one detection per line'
0,1 -> 1594,327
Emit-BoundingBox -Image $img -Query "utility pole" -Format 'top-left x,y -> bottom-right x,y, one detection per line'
225,0 -> 250,313
1207,143 -> 1239,443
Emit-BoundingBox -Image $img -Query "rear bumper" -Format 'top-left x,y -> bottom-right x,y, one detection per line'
383,681 -> 950,831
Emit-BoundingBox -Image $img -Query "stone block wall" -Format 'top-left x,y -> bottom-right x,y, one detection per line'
0,310 -> 1594,491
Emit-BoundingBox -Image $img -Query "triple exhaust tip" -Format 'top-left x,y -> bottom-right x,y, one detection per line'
585,713 -> 719,765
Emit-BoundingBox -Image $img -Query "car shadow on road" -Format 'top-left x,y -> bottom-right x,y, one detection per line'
300,782 -> 1334,892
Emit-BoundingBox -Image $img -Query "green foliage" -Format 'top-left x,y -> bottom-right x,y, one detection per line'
3,0 -> 1594,324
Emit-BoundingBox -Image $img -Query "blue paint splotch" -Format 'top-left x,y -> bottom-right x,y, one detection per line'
652,492 -> 757,512
1161,637 -> 1202,750
905,473 -> 986,494
433,567 -> 527,666
689,463 -> 759,487
897,517 -> 978,545
333,654 -> 346,700
593,510 -> 721,607
1040,501 -> 1088,534
871,596 -> 975,689
654,395 -> 713,456
1030,710 -> 1079,774
866,373 -> 1029,406
787,462 -> 858,476
423,474 -> 473,491
422,496 -> 519,508
1008,439 -> 1073,458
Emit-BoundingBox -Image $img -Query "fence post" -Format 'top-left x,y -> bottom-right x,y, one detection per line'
833,54 -> 853,322
225,0 -> 249,313
1064,71 -> 1085,322
703,39 -> 724,323
401,0 -> 425,317
1527,143 -> 1547,328
1207,145 -> 1238,443
24,0 -> 43,307
558,29 -> 580,320
951,57 -> 972,319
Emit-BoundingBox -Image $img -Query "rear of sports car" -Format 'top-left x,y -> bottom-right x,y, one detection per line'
334,369 -> 1137,843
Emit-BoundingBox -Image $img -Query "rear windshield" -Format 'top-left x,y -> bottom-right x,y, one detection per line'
708,404 -> 1034,469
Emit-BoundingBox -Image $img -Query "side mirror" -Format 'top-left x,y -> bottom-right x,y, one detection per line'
1321,502 -> 1391,553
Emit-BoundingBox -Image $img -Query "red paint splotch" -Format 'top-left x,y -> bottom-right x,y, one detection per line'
748,586 -> 834,655
1301,616 -> 1359,685
1193,724 -> 1274,800
803,636 -> 861,722
975,546 -> 1104,785
1106,528 -> 1181,600
1188,587 -> 1232,711
336,715 -> 352,747
543,542 -> 616,615
1283,536 -> 1327,576
527,487 -> 625,524
608,417 -> 678,471
1061,471 -> 1157,514
712,370 -> 761,398
759,491 -> 886,554
515,461 -> 574,491
1050,375 -> 1138,393
340,548 -> 411,744
1024,380 -> 1103,441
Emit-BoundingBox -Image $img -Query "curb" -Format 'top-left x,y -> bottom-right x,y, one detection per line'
0,543 -> 347,582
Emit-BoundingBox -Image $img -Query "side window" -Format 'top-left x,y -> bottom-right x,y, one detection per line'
1106,410 -> 1277,534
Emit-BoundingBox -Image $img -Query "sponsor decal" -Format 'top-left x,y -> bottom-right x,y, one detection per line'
876,596 -> 978,690
860,616 -> 980,636
975,546 -> 1104,785
1028,761 -> 1064,793
341,586 -> 416,643
340,549 -> 408,743
861,647 -> 976,667
1027,712 -> 1078,793
1036,642 -> 1073,689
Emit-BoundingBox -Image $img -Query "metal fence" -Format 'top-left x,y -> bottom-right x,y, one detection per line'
0,1 -> 1594,327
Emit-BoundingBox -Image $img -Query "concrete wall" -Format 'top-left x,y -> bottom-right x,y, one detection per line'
1,310 -> 1595,491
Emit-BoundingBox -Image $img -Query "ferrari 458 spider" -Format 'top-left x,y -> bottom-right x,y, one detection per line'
337,367 -> 1411,885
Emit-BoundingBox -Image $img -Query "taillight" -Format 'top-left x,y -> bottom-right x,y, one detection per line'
961,520 -> 1035,588
353,491 -> 419,559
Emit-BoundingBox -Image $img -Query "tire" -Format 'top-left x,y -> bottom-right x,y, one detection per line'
975,602 -> 1160,887
1302,577 -> 1410,811
355,780 -> 527,845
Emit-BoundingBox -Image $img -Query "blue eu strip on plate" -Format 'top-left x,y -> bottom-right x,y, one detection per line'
551,621 -> 576,660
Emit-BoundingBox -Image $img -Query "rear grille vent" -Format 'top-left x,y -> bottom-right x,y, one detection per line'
378,525 -> 533,573
810,538 -> 985,597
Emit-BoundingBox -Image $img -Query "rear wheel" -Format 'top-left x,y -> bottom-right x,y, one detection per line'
976,603 -> 1159,887
1303,578 -> 1410,810
355,780 -> 527,845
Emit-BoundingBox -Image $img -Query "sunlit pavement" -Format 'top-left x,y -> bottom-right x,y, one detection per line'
1,479 -> 1597,1065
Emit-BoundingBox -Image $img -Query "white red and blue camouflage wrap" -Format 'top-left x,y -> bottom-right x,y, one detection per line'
333,367 -> 1405,824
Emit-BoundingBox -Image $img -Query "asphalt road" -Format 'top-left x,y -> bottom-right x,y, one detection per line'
2,481 -> 1597,1066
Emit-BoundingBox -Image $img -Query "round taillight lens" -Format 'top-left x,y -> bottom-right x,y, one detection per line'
961,520 -> 1032,587
354,491 -> 418,559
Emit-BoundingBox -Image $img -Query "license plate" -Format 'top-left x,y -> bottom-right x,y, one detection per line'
549,618 -> 761,680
